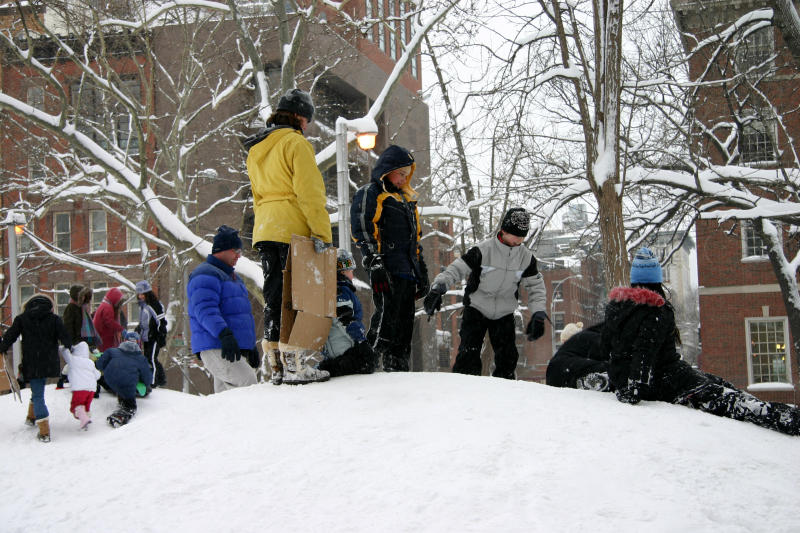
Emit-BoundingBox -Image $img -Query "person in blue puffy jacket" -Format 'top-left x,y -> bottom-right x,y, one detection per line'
95,331 -> 152,427
187,225 -> 259,393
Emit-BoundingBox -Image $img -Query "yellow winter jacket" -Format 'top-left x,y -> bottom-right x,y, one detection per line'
247,128 -> 332,245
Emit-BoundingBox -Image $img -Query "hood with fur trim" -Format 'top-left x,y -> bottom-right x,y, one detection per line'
608,286 -> 665,307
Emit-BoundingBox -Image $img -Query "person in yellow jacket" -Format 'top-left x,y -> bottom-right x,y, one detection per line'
243,88 -> 332,385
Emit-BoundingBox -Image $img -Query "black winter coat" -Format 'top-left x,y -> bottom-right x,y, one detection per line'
351,145 -> 426,282
601,287 -> 681,396
545,324 -> 607,388
0,295 -> 71,380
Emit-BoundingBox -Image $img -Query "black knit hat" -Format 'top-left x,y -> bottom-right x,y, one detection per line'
277,88 -> 314,122
500,208 -> 530,237
212,225 -> 243,254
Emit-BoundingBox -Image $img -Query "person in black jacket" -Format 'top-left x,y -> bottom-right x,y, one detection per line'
546,322 -> 611,391
134,280 -> 168,387
0,294 -> 71,442
603,247 -> 800,436
350,145 -> 429,372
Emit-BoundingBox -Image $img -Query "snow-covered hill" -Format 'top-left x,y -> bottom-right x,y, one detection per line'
1,373 -> 798,532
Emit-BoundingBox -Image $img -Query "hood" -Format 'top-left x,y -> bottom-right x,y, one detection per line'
608,286 -> 665,307
71,341 -> 91,359
241,125 -> 295,152
370,145 -> 417,197
104,287 -> 124,306
23,294 -> 54,319
118,340 -> 141,353
78,286 -> 93,304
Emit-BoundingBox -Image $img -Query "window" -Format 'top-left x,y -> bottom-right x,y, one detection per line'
390,0 -> 398,60
89,210 -> 107,252
54,284 -> 71,316
739,113 -> 775,164
365,0 -> 374,41
377,0 -> 386,53
16,230 -> 36,254
746,318 -> 791,384
71,78 -> 140,154
92,282 -> 108,309
127,226 -> 143,251
552,281 -> 564,301
27,86 -> 44,110
27,140 -> 47,180
436,330 -> 451,368
20,285 -> 36,305
740,220 -> 779,259
553,312 -> 565,332
735,26 -> 774,73
54,212 -> 71,252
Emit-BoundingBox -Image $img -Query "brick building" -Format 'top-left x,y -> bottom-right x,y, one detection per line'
672,0 -> 800,403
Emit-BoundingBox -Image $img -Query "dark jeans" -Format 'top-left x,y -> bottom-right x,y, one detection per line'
452,306 -> 519,379
319,341 -> 376,377
29,378 -> 48,420
370,277 -> 416,372
256,241 -> 290,342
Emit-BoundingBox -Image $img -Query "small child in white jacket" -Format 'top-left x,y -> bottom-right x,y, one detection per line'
60,342 -> 101,430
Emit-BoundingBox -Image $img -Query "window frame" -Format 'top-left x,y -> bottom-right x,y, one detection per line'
740,220 -> 780,261
53,212 -> 71,252
745,316 -> 792,386
89,210 -> 108,253
54,283 -> 71,317
739,112 -> 777,165
735,25 -> 774,74
127,225 -> 144,252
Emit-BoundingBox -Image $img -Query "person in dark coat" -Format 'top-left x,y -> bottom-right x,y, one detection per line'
603,247 -> 800,436
546,322 -> 612,391
350,145 -> 429,372
318,249 -> 376,378
95,331 -> 153,427
134,280 -> 168,387
59,285 -> 97,388
0,294 -> 71,442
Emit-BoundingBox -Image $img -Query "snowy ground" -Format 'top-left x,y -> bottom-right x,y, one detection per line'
1,373 -> 798,533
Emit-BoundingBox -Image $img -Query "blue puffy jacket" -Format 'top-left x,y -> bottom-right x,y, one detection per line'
187,255 -> 256,354
96,341 -> 153,399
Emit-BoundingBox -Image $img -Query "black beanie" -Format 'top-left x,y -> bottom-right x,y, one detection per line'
212,225 -> 243,254
500,208 -> 530,237
277,88 -> 314,122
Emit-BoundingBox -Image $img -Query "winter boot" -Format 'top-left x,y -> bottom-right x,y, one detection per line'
107,398 -> 137,428
36,417 -> 50,442
281,346 -> 330,385
576,372 -> 610,392
25,402 -> 35,426
75,405 -> 91,430
262,340 -> 283,385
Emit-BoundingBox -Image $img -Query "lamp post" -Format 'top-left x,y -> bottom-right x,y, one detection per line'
2,210 -> 27,372
335,116 -> 378,252
550,273 -> 582,356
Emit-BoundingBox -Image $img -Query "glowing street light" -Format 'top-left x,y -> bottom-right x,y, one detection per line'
335,116 -> 378,251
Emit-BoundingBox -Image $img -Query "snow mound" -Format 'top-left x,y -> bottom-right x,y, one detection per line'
1,373 -> 798,532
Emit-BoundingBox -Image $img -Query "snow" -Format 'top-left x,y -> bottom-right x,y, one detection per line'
2,374 -> 798,532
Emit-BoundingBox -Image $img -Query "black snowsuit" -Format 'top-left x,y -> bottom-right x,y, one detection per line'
603,286 -> 800,436
135,298 -> 168,387
545,324 -> 609,388
351,145 -> 428,371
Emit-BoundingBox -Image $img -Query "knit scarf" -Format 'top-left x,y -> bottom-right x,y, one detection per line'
80,304 -> 98,345
138,299 -> 159,343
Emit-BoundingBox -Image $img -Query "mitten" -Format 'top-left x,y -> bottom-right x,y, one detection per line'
364,255 -> 391,294
423,282 -> 447,316
616,381 -> 642,405
311,236 -> 332,254
218,328 -> 240,362
526,311 -> 547,341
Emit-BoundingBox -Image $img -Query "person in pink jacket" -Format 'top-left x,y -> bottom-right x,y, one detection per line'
92,287 -> 124,352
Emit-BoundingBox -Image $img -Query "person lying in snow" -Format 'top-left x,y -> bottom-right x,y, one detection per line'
601,247 -> 800,436
95,331 -> 153,428
316,249 -> 376,378
545,322 -> 612,392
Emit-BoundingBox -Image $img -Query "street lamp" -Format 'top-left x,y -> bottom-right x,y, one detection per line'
550,273 -> 583,356
2,209 -> 27,372
335,116 -> 378,251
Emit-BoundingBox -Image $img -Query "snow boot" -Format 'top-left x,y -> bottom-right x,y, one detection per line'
75,405 -> 91,430
36,417 -> 50,442
262,339 -> 283,385
25,402 -> 35,426
107,398 -> 137,428
576,372 -> 610,392
281,346 -> 330,385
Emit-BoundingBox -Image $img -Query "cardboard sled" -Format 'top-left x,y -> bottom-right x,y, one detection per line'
279,235 -> 336,351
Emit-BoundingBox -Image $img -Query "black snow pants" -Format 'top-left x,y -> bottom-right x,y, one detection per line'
369,277 -> 416,372
452,306 -> 518,379
143,340 -> 167,387
255,241 -> 290,343
319,341 -> 376,377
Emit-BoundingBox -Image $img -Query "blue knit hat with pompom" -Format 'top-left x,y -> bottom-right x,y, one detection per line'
630,247 -> 662,284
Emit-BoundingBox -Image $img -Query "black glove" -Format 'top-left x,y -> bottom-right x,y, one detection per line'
423,282 -> 447,316
616,380 -> 643,405
311,236 -> 332,254
245,349 -> 260,369
218,328 -> 240,362
364,255 -> 391,294
526,311 -> 547,341
336,304 -> 355,325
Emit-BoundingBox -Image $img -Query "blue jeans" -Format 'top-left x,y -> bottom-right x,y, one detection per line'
29,378 -> 49,420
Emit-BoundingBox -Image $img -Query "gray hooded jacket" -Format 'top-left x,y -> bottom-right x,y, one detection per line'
432,234 -> 546,320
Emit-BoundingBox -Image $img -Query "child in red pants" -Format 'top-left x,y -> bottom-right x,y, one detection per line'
60,342 -> 101,430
